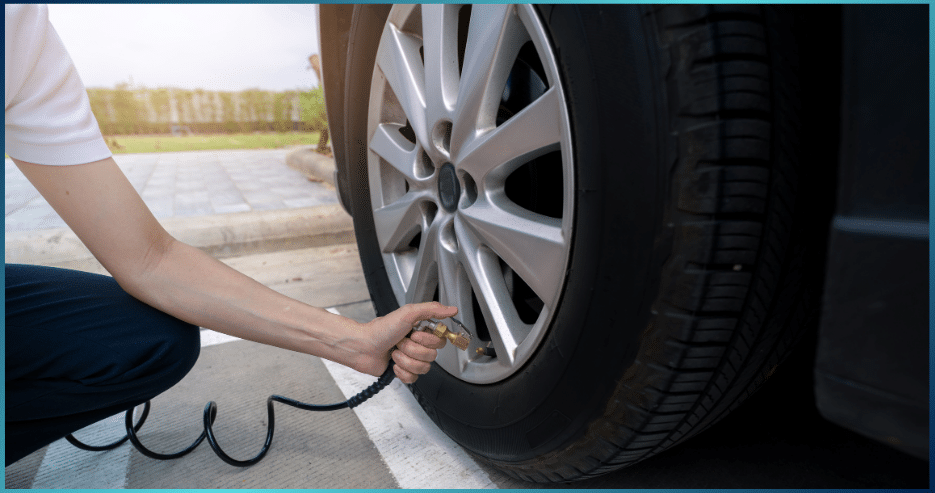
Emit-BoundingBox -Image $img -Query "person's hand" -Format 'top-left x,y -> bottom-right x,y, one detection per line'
357,302 -> 458,383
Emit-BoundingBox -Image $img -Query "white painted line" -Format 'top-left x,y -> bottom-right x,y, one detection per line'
322,307 -> 496,489
199,328 -> 241,347
31,411 -> 135,489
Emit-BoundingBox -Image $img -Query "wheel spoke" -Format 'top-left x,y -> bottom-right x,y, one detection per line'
460,199 -> 565,306
376,21 -> 428,144
434,339 -> 467,375
370,123 -> 418,181
454,87 -> 563,182
449,5 -> 530,160
404,216 -> 443,304
456,220 -> 525,366
437,236 -> 466,315
421,5 -> 459,118
372,191 -> 432,253
435,250 -> 472,375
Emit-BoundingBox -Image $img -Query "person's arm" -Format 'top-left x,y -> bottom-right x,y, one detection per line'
13,156 -> 456,383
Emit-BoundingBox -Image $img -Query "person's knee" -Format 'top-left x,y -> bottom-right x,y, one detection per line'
153,317 -> 201,389
116,310 -> 201,396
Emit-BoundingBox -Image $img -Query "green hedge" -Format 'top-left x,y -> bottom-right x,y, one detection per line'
87,86 -> 326,138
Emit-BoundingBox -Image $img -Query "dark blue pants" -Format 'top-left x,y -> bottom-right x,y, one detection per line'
5,264 -> 201,465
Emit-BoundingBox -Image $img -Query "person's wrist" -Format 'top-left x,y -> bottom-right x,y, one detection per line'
322,314 -> 383,375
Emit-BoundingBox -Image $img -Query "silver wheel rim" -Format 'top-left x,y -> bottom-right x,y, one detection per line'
366,4 -> 573,384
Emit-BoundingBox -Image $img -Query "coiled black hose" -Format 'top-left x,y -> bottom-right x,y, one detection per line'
67,362 -> 396,467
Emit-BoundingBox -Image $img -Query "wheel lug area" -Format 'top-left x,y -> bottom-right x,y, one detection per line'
432,120 -> 453,156
440,219 -> 458,252
459,171 -> 478,209
424,202 -> 438,225
416,150 -> 435,179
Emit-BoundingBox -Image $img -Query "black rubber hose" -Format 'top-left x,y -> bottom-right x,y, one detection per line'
65,361 -> 396,467
125,404 -> 214,460
202,362 -> 396,467
66,401 -> 152,452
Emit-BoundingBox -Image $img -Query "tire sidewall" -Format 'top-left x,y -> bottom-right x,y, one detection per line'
346,5 -> 669,461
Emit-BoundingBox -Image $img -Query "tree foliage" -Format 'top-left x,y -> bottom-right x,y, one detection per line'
111,82 -> 145,135
301,86 -> 330,152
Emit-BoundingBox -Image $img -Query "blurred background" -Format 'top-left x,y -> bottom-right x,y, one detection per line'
46,4 -> 330,154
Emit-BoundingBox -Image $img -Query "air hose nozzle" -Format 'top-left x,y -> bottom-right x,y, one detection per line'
414,320 -> 471,350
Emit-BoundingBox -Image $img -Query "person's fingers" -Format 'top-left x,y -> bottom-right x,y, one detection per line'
402,302 -> 458,324
393,364 -> 418,384
392,348 -> 432,375
396,337 -> 438,362
408,330 -> 446,350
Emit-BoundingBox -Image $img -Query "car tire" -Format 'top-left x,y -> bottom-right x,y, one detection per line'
342,4 -> 826,482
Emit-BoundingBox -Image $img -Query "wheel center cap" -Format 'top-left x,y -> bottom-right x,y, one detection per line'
437,163 -> 460,212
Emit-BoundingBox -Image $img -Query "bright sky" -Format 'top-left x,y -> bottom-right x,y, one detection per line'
46,4 -> 321,92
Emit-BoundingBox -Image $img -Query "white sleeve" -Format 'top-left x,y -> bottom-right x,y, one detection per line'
4,4 -> 112,165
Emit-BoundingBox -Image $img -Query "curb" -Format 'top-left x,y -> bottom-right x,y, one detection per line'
5,204 -> 355,269
286,147 -> 337,188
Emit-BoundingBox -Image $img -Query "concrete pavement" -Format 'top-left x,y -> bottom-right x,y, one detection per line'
286,145 -> 338,189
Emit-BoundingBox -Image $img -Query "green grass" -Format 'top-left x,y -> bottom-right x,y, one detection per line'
104,132 -> 324,154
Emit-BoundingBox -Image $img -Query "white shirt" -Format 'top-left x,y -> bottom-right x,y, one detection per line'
5,4 -> 111,165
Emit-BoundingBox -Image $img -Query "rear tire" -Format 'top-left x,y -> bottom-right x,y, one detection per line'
343,4 -> 827,482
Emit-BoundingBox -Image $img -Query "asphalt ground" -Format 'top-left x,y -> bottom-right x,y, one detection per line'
4,149 -> 928,488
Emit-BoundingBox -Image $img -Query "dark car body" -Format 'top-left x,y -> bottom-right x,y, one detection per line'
811,5 -> 929,459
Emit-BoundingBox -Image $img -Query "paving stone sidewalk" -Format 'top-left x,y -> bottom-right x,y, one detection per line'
5,148 -> 338,233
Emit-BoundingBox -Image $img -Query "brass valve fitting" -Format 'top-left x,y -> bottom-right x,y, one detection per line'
414,320 -> 471,350
475,346 -> 496,357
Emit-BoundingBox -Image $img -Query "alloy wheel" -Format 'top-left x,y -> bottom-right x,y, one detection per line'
366,4 -> 574,383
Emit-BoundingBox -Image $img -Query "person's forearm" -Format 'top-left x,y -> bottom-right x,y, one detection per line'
120,237 -> 376,373
13,156 -> 451,381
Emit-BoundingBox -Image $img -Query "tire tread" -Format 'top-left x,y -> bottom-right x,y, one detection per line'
485,5 -> 820,482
